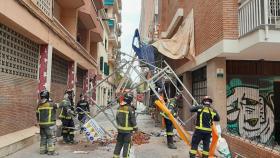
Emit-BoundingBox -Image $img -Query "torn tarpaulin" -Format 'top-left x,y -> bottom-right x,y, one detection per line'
132,29 -> 156,71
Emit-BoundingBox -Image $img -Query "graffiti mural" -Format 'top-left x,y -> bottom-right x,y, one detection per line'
226,78 -> 275,144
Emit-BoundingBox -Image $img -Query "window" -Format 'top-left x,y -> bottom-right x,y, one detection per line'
76,67 -> 86,88
192,67 -> 207,104
104,62 -> 109,76
104,38 -> 108,49
51,54 -> 68,84
100,57 -> 104,71
0,23 -> 39,79
34,0 -> 52,17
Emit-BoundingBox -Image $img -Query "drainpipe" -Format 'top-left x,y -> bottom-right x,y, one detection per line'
264,0 -> 269,40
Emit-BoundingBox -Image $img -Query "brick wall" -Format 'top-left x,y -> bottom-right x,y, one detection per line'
0,73 -> 37,136
223,133 -> 280,158
50,82 -> 67,103
75,87 -> 83,104
223,0 -> 239,39
158,0 -> 239,57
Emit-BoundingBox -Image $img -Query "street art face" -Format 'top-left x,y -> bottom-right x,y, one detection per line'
227,79 -> 274,144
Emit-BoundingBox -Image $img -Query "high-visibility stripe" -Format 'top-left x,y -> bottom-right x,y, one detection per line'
166,132 -> 173,136
126,143 -> 131,158
117,126 -> 133,131
125,113 -> 129,127
48,109 -> 51,124
190,149 -> 197,154
118,110 -> 129,114
199,110 -> 203,128
202,150 -> 209,155
113,155 -> 120,158
38,107 -> 53,110
195,126 -> 212,131
201,108 -> 216,116
39,122 -> 55,125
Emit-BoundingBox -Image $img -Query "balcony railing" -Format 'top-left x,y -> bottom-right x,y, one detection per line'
239,0 -> 280,37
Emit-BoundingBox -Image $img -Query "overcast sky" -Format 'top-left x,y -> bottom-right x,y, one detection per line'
119,0 -> 141,81
120,0 -> 141,54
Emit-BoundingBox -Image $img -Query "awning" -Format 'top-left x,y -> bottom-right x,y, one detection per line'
152,10 -> 195,60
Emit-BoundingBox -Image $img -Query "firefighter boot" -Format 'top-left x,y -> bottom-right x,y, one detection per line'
47,151 -> 59,156
167,135 -> 177,149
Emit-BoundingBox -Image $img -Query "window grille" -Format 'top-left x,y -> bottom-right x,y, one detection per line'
0,23 -> 39,79
192,67 -> 207,104
77,67 -> 86,88
32,0 -> 52,17
51,54 -> 68,84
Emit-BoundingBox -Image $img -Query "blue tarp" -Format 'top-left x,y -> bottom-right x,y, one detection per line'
132,29 -> 155,71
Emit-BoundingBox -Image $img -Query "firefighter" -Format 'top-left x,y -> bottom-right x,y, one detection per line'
189,96 -> 220,158
36,90 -> 59,155
76,94 -> 90,133
113,93 -> 137,158
59,89 -> 77,144
160,94 -> 181,149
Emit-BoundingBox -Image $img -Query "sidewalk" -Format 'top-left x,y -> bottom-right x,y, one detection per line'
6,104 -> 190,158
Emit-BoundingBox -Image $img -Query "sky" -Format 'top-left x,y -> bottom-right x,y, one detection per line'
120,0 -> 142,81
120,0 -> 141,54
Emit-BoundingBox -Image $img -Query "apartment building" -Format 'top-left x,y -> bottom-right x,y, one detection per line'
95,0 -> 122,107
0,0 -> 121,156
140,0 -> 280,157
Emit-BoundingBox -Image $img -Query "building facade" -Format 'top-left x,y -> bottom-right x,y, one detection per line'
0,0 -> 120,156
95,0 -> 121,107
140,0 -> 280,157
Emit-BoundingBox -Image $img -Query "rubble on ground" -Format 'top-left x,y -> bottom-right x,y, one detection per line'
132,131 -> 151,145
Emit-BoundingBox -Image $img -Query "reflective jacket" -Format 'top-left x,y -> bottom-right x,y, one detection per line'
76,100 -> 90,115
160,98 -> 177,119
116,105 -> 137,133
59,99 -> 73,120
190,105 -> 220,132
36,101 -> 58,127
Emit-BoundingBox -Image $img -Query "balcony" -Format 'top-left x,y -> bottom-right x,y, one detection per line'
56,0 -> 84,9
103,0 -> 114,6
239,0 -> 280,37
222,0 -> 280,61
108,52 -> 115,64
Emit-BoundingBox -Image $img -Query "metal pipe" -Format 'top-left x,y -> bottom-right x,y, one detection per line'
264,0 -> 269,40
164,61 -> 199,106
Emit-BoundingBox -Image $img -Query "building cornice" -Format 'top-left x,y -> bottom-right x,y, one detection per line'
18,0 -> 97,67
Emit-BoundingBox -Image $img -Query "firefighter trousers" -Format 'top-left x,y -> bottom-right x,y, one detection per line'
61,118 -> 75,142
78,114 -> 86,132
113,133 -> 132,158
164,118 -> 174,144
189,130 -> 211,158
40,126 -> 55,154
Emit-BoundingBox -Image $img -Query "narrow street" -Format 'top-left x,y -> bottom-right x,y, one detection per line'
6,104 -> 190,158
2,0 -> 280,157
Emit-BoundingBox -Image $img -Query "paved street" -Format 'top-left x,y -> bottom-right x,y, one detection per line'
6,104 -> 190,158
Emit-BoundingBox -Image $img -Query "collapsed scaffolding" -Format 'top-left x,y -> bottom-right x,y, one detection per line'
80,29 -> 232,157
82,50 -> 222,157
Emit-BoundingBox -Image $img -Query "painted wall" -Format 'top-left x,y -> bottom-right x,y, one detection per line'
226,77 -> 278,144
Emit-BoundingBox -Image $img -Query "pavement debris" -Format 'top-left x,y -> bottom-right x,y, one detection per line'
132,131 -> 151,145
73,151 -> 89,154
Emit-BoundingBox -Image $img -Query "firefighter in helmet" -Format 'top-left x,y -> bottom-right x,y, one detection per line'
76,93 -> 90,133
160,93 -> 181,149
36,90 -> 59,155
59,89 -> 77,144
113,93 -> 137,158
189,96 -> 220,158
